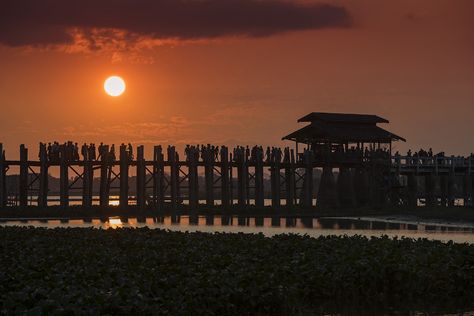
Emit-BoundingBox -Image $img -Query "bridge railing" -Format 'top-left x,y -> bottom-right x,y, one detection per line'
391,155 -> 474,173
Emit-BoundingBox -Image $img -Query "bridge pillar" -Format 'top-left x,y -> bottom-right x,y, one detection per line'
407,174 -> 418,207
337,167 -> 355,207
0,144 -> 5,208
425,173 -> 436,207
284,149 -> 295,208
353,167 -> 370,207
317,166 -> 338,208
99,145 -> 110,207
220,147 -> 230,208
204,149 -> 214,206
153,146 -> 165,209
83,157 -> 93,207
187,148 -> 198,209
255,150 -> 264,208
38,144 -> 48,207
439,175 -> 448,206
462,174 -> 472,207
447,173 -> 456,207
136,145 -> 146,208
301,150 -> 314,207
19,144 -> 28,207
271,149 -> 281,208
119,144 -> 129,207
168,146 -> 179,209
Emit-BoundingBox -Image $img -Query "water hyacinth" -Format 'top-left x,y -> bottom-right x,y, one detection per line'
0,227 -> 473,315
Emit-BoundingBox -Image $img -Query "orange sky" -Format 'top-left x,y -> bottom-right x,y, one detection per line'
0,0 -> 473,159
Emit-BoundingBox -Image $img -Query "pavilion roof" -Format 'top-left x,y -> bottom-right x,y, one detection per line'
283,112 -> 405,143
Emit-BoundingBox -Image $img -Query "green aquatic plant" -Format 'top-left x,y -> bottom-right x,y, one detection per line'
0,227 -> 473,315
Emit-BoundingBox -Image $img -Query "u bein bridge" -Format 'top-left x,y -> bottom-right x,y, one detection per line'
0,112 -> 473,210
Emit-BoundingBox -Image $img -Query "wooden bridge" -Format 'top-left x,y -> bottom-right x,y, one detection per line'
0,143 -> 473,209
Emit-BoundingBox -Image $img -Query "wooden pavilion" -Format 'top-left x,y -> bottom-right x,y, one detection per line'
282,112 -> 405,164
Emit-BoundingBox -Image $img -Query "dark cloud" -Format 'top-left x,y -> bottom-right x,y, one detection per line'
0,0 -> 352,47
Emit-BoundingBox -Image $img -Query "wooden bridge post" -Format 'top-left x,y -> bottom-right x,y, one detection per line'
302,149 -> 313,207
59,146 -> 69,207
440,175 -> 448,207
0,143 -> 6,207
284,148 -> 295,207
271,149 -> 281,208
317,166 -> 338,208
136,145 -> 146,208
255,148 -> 264,208
38,144 -> 48,207
153,146 -> 165,209
407,174 -> 418,207
220,146 -> 230,207
236,148 -> 248,206
99,145 -> 109,207
187,148 -> 198,209
119,144 -> 129,207
204,148 -> 214,206
19,144 -> 29,207
425,173 -> 436,207
168,146 -> 178,209
83,154 -> 93,207
337,167 -> 355,207
447,173 -> 456,207
463,174 -> 472,207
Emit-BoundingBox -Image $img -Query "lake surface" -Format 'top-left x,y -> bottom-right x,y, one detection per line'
2,215 -> 474,244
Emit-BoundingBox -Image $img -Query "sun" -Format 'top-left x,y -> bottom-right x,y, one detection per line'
104,76 -> 126,97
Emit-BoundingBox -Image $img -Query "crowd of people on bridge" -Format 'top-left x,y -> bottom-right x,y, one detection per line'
39,142 -> 135,163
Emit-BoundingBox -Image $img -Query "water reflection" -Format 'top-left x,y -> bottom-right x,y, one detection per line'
2,215 -> 474,244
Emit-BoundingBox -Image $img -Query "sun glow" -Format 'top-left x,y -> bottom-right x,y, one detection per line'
104,76 -> 126,96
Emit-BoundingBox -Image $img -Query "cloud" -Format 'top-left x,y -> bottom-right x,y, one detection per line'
0,0 -> 352,48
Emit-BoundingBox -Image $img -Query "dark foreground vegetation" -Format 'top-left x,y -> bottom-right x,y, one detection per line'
0,227 -> 473,315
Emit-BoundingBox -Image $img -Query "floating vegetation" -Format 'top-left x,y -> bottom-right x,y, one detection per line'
0,227 -> 473,314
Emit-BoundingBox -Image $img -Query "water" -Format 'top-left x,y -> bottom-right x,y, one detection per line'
1,215 -> 474,244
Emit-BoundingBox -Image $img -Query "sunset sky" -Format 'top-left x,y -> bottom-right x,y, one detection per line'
1,0 -> 473,158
